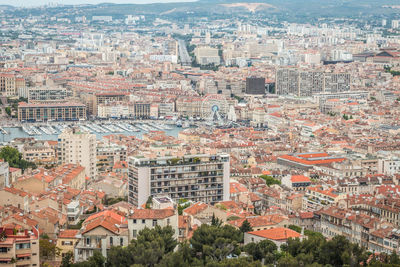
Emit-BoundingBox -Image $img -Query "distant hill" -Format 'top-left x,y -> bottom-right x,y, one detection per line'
6,0 -> 400,21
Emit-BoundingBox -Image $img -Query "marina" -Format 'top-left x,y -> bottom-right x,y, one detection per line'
0,121 -> 188,142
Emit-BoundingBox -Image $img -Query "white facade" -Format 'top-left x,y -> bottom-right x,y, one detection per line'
58,128 -> 97,180
378,157 -> 400,175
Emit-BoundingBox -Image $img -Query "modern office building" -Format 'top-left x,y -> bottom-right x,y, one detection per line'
245,77 -> 266,95
276,68 -> 351,97
128,154 -> 230,207
18,102 -> 86,122
58,128 -> 97,180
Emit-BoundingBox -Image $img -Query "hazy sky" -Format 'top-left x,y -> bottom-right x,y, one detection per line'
0,0 -> 195,7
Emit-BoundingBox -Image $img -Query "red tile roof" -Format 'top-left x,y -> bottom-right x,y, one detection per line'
58,229 -> 78,239
183,202 -> 208,216
291,175 -> 311,183
129,209 -> 175,219
248,227 -> 300,240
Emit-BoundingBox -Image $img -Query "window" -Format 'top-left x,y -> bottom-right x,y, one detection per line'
86,237 -> 90,246
16,243 -> 30,249
120,238 -> 123,246
152,220 -> 157,226
133,219 -> 137,224
110,237 -> 113,246
167,218 -> 170,225
142,219 -> 145,224
132,230 -> 137,238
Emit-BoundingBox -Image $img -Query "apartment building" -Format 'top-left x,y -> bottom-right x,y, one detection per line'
58,128 -> 97,180
195,46 -> 220,65
276,68 -> 351,97
97,143 -> 127,172
0,226 -> 40,266
0,73 -> 25,97
128,154 -> 230,207
18,102 -> 87,122
21,140 -> 57,165
56,229 -> 79,261
378,157 -> 400,175
91,92 -> 129,116
317,206 -> 381,249
28,86 -> 71,103
128,207 -> 178,240
74,210 -> 129,262
302,185 -> 343,211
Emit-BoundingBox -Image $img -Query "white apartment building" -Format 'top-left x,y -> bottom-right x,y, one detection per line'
378,157 -> 400,175
58,128 -> 97,180
128,154 -> 230,207
195,46 -> 220,65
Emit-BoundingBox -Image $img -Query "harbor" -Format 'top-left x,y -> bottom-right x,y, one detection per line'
0,120 -> 191,142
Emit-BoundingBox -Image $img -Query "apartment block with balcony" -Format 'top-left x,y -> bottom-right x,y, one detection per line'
128,154 -> 230,207
302,185 -> 343,212
18,102 -> 86,122
0,226 -> 39,267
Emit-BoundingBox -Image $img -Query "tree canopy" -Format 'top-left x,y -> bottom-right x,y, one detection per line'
0,146 -> 36,171
64,224 -> 400,267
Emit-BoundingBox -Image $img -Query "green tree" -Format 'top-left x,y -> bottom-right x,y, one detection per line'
0,146 -> 36,171
239,219 -> 253,233
190,224 -> 242,262
106,245 -> 134,267
129,225 -> 177,266
211,213 -> 222,227
259,175 -> 281,186
0,146 -> 21,168
39,239 -> 61,261
244,239 -> 277,263
5,107 -> 11,116
146,196 -> 153,209
156,243 -> 202,267
61,251 -> 73,267
205,257 -> 262,267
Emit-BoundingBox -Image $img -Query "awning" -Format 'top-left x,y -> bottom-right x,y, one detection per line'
0,258 -> 11,261
16,253 -> 31,258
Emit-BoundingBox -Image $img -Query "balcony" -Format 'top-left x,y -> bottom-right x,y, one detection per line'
15,249 -> 31,255
16,258 -> 31,266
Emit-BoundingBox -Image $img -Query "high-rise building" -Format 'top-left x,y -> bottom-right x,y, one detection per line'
276,68 -> 351,97
58,128 -> 97,180
128,154 -> 230,207
246,77 -> 266,95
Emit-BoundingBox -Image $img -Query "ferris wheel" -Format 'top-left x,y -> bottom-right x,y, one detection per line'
201,94 -> 229,123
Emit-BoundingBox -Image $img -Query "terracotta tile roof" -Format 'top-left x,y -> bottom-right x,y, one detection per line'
291,175 -> 311,183
183,202 -> 208,216
129,209 -> 175,219
229,214 -> 287,228
299,212 -> 314,219
58,229 -> 78,239
248,227 -> 300,240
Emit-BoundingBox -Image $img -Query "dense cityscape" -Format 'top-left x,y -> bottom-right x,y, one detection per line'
0,0 -> 400,266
